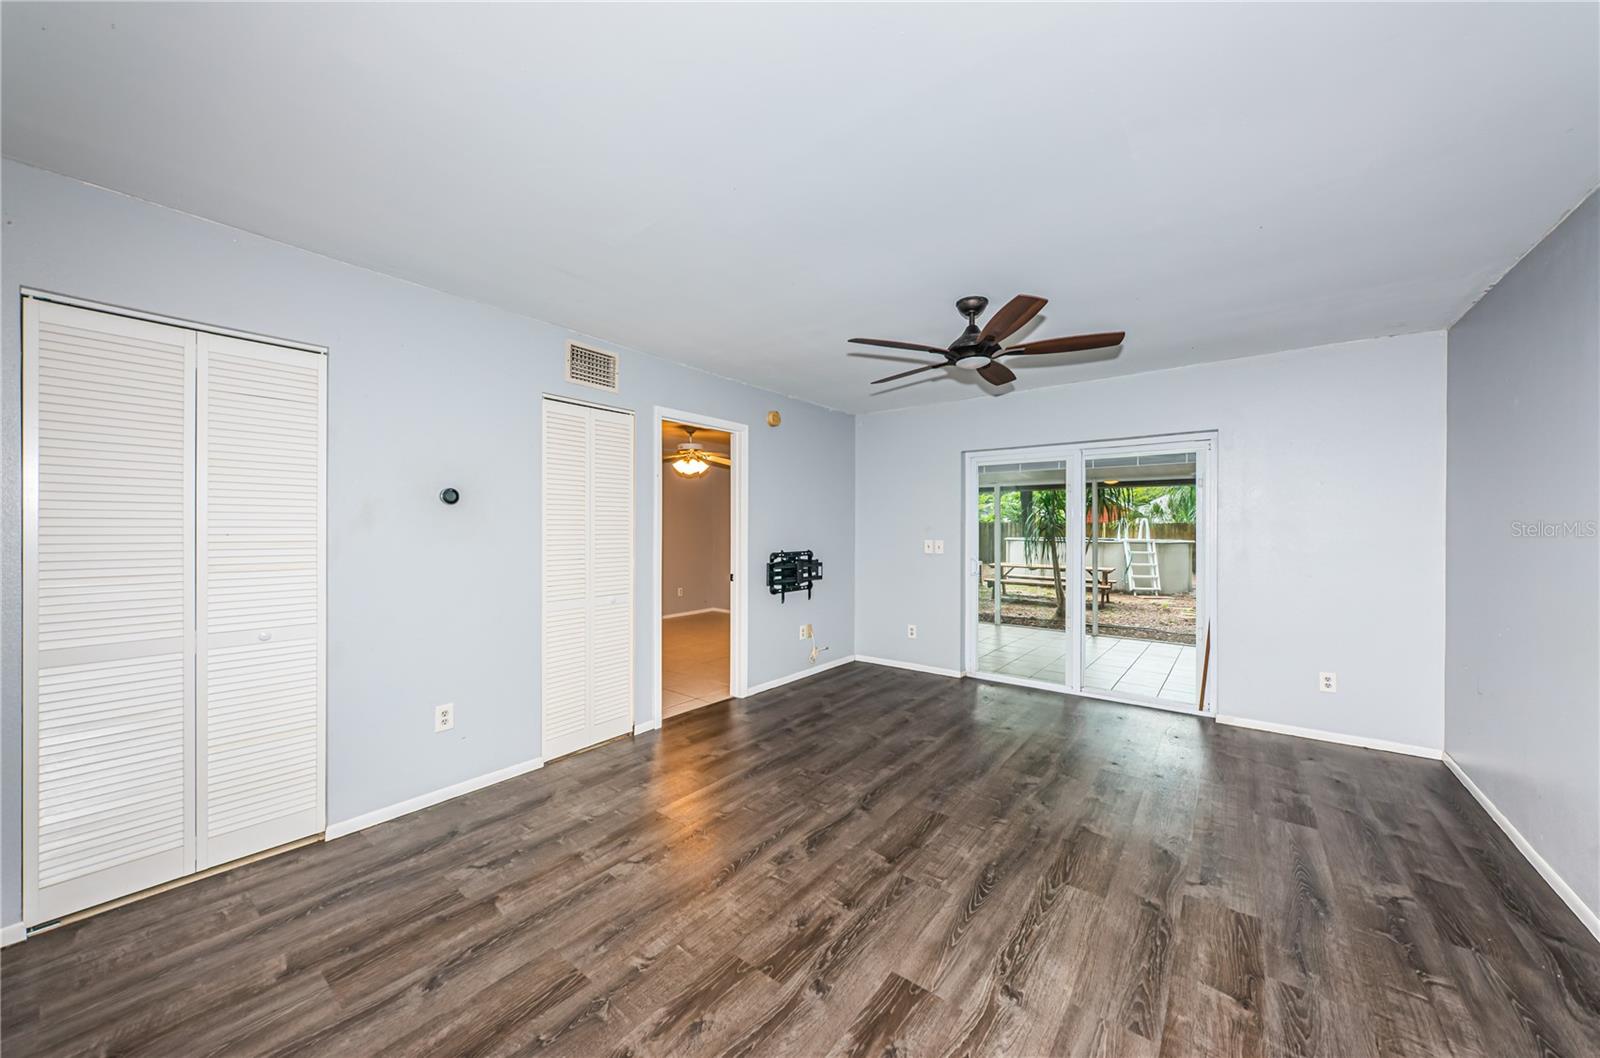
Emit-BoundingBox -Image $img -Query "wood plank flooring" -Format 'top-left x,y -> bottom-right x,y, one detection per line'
4,662 -> 1598,1057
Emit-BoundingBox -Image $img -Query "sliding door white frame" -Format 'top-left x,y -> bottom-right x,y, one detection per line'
961,432 -> 1219,718
1076,433 -> 1218,717
961,444 -> 1080,693
649,406 -> 749,730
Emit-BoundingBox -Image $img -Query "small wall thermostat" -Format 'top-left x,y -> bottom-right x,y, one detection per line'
439,488 -> 460,505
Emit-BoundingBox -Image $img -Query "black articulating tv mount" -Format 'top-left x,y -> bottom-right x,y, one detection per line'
766,550 -> 823,603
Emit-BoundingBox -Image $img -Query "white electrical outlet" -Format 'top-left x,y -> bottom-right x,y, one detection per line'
435,703 -> 455,731
1319,672 -> 1337,693
934,540 -> 945,554
922,539 -> 934,554
907,624 -> 918,639
676,587 -> 684,598
799,623 -> 813,640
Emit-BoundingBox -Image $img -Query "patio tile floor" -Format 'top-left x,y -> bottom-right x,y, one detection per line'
975,622 -> 1197,705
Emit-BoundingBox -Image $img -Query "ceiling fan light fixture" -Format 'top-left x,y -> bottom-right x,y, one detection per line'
953,354 -> 990,369
672,456 -> 710,478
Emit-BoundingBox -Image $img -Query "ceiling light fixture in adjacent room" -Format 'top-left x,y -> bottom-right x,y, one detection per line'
672,455 -> 710,478
664,426 -> 730,478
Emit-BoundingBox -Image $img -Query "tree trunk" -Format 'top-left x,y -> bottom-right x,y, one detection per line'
1047,536 -> 1065,617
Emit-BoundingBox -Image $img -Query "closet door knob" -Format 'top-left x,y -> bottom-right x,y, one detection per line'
257,631 -> 273,642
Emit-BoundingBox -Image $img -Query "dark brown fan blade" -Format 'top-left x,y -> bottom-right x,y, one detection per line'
980,295 -> 1048,343
871,363 -> 945,385
849,338 -> 951,356
977,360 -> 1016,386
1002,331 -> 1126,356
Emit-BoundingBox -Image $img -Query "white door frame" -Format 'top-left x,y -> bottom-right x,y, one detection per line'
648,406 -> 749,731
1076,433 -> 1218,717
961,444 -> 1079,692
960,432 -> 1219,717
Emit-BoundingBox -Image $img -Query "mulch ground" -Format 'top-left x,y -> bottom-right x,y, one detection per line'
979,589 -> 1197,644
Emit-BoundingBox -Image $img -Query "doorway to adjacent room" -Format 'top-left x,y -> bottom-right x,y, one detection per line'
654,412 -> 747,722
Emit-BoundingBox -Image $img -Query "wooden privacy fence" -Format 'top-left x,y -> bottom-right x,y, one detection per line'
977,522 -> 1196,564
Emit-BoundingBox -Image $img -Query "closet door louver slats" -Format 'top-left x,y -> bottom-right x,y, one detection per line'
24,301 -> 197,925
542,400 -> 593,757
586,409 -> 635,736
198,334 -> 326,869
24,299 -> 328,927
541,399 -> 634,761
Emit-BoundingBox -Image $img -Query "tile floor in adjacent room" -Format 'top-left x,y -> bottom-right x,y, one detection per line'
662,609 -> 731,717
976,621 -> 1197,705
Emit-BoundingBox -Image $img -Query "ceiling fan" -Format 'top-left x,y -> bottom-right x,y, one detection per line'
664,427 -> 730,478
851,295 -> 1125,388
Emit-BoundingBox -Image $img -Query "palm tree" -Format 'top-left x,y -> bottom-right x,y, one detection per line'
1022,489 -> 1068,618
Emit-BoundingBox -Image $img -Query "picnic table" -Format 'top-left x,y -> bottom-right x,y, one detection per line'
981,562 -> 1118,604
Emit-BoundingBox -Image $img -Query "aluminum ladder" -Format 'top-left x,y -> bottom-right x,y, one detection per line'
1123,519 -> 1162,594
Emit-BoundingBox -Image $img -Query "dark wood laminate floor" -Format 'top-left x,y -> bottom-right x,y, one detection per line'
4,662 -> 1599,1057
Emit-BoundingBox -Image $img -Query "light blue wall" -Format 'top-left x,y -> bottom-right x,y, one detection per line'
0,160 -> 855,927
854,332 -> 1449,751
1446,192 -> 1599,915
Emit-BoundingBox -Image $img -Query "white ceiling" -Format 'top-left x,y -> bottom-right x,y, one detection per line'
3,3 -> 1596,413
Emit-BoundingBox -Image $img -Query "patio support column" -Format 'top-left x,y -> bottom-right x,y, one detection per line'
1090,481 -> 1101,636
992,485 -> 1003,626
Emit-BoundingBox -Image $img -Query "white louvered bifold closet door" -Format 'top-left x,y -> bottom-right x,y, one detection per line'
23,300 -> 197,925
197,333 -> 326,868
541,399 -> 634,760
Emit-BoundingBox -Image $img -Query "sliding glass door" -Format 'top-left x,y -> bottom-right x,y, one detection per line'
966,449 -> 1075,689
1080,441 -> 1212,711
965,435 -> 1216,715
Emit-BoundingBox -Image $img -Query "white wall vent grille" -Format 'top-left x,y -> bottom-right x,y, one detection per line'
566,342 -> 620,392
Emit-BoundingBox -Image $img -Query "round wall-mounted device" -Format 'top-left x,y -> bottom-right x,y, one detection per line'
439,488 -> 460,505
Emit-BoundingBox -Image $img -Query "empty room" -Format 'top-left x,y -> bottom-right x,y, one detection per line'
1,4 -> 1597,1057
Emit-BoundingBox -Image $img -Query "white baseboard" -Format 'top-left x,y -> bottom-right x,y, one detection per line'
1215,714 -> 1441,760
633,717 -> 662,734
1443,752 -> 1600,943
854,655 -> 964,680
324,756 -> 544,840
662,607 -> 730,620
2,920 -> 25,948
743,654 -> 857,696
